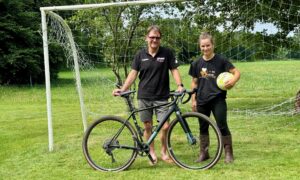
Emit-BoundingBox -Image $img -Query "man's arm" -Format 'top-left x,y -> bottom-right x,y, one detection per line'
170,68 -> 184,92
120,70 -> 138,91
112,70 -> 138,96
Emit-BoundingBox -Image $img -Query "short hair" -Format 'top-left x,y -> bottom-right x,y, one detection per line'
199,32 -> 214,45
147,25 -> 162,37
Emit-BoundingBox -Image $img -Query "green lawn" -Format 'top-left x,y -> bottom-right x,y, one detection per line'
0,61 -> 299,179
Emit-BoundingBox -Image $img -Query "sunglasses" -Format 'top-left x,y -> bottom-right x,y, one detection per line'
148,36 -> 161,40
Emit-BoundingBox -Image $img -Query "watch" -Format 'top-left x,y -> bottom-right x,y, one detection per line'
177,83 -> 184,87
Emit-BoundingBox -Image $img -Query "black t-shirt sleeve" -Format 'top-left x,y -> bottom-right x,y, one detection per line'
167,49 -> 179,70
131,52 -> 140,71
223,58 -> 235,71
189,61 -> 198,78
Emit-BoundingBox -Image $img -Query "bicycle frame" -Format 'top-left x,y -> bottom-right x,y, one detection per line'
119,91 -> 197,154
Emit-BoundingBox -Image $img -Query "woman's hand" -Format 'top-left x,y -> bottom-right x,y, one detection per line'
192,99 -> 197,112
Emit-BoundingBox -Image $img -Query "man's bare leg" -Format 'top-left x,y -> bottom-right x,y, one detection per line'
160,121 -> 172,162
144,121 -> 157,163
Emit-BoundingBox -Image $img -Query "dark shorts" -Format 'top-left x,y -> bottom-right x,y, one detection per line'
138,99 -> 169,122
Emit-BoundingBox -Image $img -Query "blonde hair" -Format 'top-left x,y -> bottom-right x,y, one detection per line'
199,32 -> 214,45
147,25 -> 162,37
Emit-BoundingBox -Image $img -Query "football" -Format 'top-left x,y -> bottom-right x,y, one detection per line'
216,72 -> 234,90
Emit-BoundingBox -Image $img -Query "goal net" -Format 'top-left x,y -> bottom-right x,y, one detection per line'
41,0 -> 300,151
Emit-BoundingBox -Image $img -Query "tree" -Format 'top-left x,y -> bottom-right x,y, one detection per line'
179,0 -> 300,61
69,0 -> 186,85
0,0 -> 79,85
0,1 -> 43,84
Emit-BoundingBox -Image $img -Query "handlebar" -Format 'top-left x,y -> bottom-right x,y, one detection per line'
169,88 -> 196,104
119,90 -> 136,97
116,89 -> 196,104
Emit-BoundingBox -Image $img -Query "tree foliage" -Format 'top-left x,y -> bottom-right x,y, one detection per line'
0,0 -> 299,85
0,0 -> 79,85
179,0 -> 300,61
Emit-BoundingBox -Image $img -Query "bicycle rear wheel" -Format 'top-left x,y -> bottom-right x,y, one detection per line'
167,112 -> 222,170
82,116 -> 138,172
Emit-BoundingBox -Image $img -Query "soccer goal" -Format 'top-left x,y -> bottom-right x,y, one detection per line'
41,0 -> 194,152
40,0 -> 300,151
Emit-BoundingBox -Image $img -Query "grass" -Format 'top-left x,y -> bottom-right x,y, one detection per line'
0,60 -> 299,179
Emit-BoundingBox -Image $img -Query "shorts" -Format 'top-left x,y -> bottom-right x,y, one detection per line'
138,99 -> 169,122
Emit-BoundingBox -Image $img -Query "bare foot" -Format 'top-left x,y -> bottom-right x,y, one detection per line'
149,151 -> 158,166
161,152 -> 174,163
150,151 -> 157,160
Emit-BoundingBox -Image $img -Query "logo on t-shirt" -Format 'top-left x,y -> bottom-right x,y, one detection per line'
142,58 -> 149,62
157,57 -> 165,62
200,68 -> 216,79
200,68 -> 208,78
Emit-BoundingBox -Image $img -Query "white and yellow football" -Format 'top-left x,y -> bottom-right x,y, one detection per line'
216,72 -> 233,90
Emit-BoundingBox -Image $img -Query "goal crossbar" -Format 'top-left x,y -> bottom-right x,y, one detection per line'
40,0 -> 184,11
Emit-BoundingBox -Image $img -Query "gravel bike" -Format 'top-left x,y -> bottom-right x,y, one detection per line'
82,89 -> 222,171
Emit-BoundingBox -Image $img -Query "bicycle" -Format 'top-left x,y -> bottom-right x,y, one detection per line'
82,89 -> 223,172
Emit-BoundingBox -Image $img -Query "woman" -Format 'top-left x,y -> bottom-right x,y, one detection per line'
189,32 -> 240,163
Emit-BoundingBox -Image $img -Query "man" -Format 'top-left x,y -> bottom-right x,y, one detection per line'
113,25 -> 184,165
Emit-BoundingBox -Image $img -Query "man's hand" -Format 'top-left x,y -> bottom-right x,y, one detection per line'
176,85 -> 185,93
112,89 -> 123,96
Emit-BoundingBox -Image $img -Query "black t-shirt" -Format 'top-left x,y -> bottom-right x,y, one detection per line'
131,47 -> 179,100
189,54 -> 235,105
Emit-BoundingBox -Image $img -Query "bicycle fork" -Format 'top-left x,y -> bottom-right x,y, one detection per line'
175,108 -> 197,145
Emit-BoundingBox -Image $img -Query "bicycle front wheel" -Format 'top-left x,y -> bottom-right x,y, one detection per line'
167,112 -> 222,170
82,116 -> 138,172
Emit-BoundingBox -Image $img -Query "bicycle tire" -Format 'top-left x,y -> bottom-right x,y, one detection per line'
82,116 -> 138,172
167,112 -> 223,170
